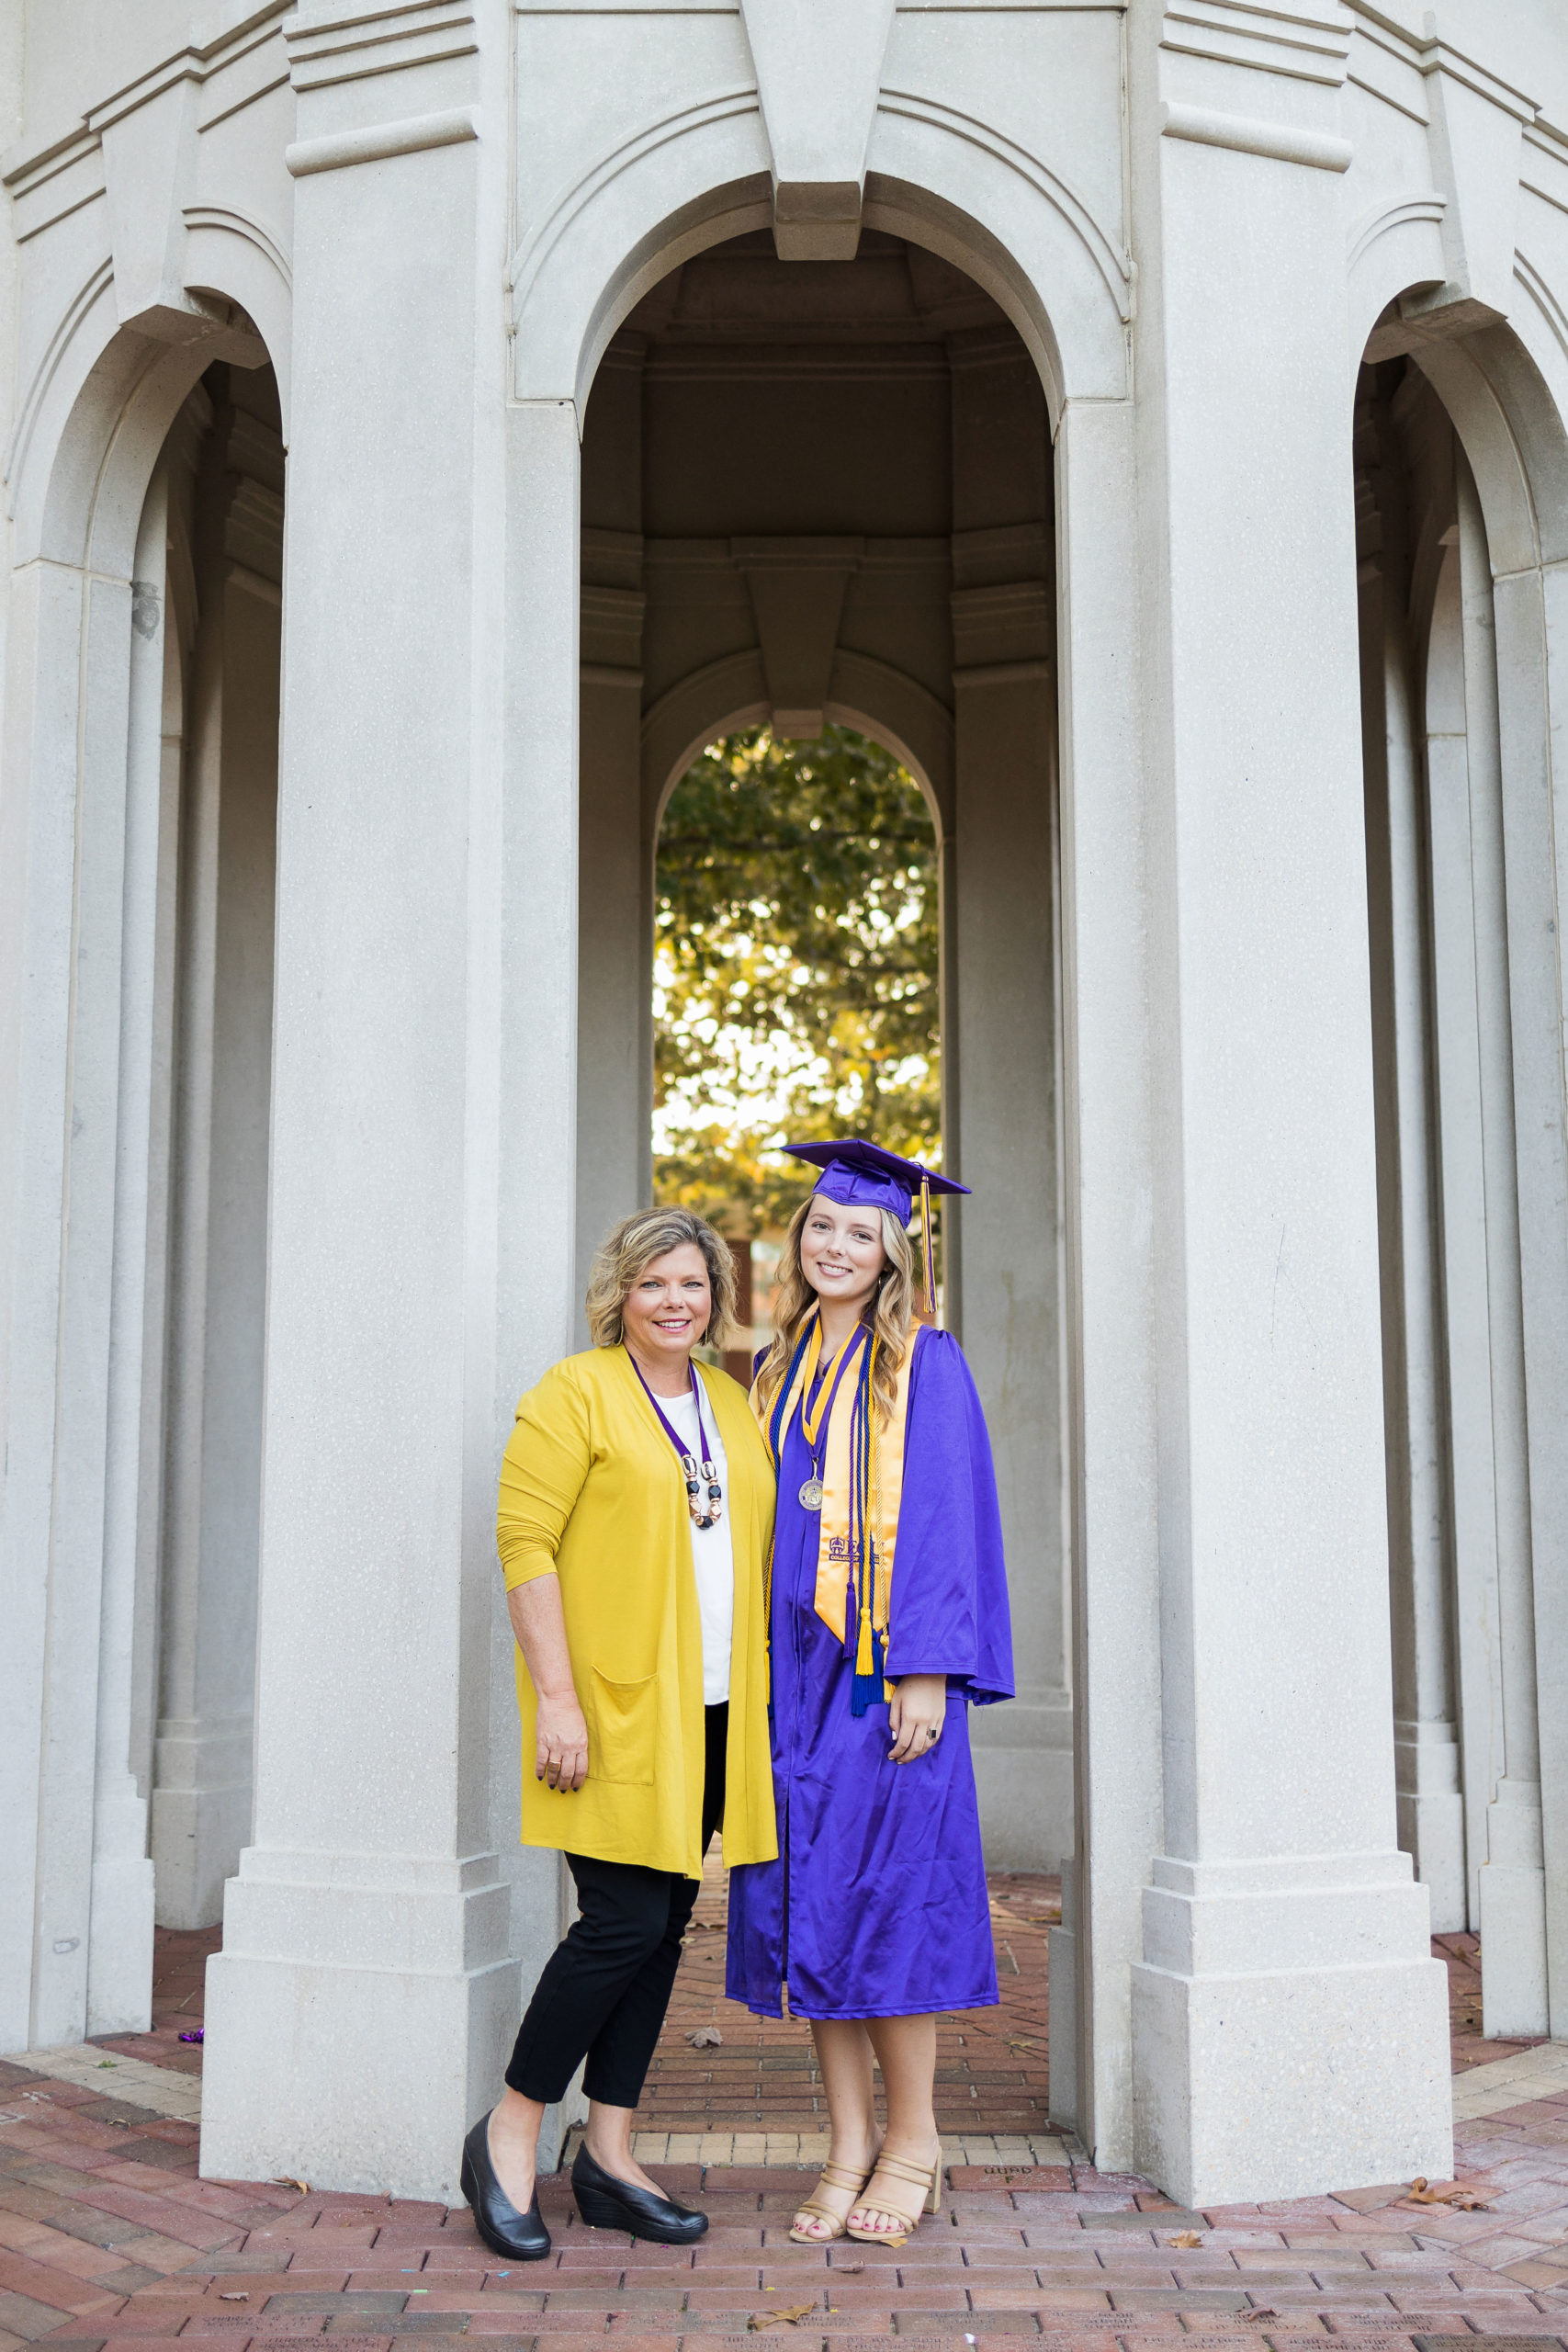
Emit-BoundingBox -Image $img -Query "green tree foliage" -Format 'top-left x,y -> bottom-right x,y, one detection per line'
653,725 -> 941,1231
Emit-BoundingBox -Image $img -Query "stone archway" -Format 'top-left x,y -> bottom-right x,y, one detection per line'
569,229 -> 1073,1889
1353,297 -> 1568,2046
0,276 -> 285,2061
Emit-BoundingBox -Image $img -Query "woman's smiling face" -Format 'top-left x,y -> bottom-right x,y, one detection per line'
798,1195 -> 887,1317
621,1243 -> 712,1366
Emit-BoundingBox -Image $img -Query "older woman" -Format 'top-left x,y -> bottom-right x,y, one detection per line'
728,1139 -> 1013,2248
462,1207 -> 777,2261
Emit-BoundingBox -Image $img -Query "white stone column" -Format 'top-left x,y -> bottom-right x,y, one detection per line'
576,335 -> 649,1320
1452,458 -> 1550,2036
85,471 -> 175,2031
1051,394 -> 1164,2166
1124,94 -> 1450,2203
494,394 -> 589,2165
153,385 -> 283,1929
1422,528 -> 1506,1937
0,498 -> 166,2051
1355,388 -> 1464,1931
200,30 -> 522,2195
953,658 -> 1070,1871
948,331 -> 1071,1872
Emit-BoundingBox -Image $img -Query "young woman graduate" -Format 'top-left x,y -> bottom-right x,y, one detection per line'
726,1139 -> 1013,2246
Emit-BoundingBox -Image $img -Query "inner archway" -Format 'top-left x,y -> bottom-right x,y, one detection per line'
573,224 -> 1072,1883
653,720 -> 942,1377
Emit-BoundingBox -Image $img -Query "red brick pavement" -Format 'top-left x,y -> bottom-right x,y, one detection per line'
644,1864 -> 1055,2138
1436,1935 -> 1548,2075
94,1931 -> 220,2081
74,1882 -> 1533,2142
5,2057 -> 1568,2352
5,1880 -> 1565,2352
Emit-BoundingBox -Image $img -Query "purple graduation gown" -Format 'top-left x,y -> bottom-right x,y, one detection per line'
726,1325 -> 1014,2019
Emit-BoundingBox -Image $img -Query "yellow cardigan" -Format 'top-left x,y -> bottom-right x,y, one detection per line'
497,1346 -> 778,1878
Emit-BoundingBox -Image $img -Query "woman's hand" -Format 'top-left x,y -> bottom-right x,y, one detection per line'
535,1689 -> 590,1792
508,1576 -> 589,1791
888,1672 -> 947,1763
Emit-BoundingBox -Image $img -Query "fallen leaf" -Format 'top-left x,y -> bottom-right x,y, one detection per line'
687,2026 -> 723,2048
219,2293 -> 249,2303
748,2305 -> 817,2330
1168,2230 -> 1202,2248
96,2059 -> 118,2070
272,2177 -> 310,2193
1403,2177 -> 1494,2211
834,2264 -> 864,2276
1242,2309 -> 1277,2323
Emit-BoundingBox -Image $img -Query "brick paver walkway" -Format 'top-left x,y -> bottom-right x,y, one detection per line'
92,1932 -> 219,2082
6,1877 -> 1568,2352
637,1860 -> 1054,2151
5,2063 -> 1568,2352
1436,1934 -> 1548,2075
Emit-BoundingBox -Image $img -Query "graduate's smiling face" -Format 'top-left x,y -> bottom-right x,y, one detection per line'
622,1243 -> 712,1369
799,1195 -> 887,1317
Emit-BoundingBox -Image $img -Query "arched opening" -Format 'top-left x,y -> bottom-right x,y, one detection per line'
572,223 -> 1072,1922
146,358 -> 285,1942
652,721 -> 942,1380
1355,310 -> 1568,2052
1,314 -> 286,2054
99,347 -> 286,2052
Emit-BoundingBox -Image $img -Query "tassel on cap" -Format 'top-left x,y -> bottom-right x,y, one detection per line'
783,1136 -> 964,1326
921,1169 -> 937,1323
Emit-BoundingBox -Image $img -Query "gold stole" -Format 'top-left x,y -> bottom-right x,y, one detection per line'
754,1318 -> 917,1659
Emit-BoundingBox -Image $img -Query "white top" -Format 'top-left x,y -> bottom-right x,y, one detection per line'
663,1384 -> 734,1706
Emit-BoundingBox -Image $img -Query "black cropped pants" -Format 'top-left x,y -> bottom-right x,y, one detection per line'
504,1702 -> 728,2109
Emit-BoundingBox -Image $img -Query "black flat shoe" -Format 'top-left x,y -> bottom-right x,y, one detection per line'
460,2110 -> 551,2261
570,2141 -> 707,2244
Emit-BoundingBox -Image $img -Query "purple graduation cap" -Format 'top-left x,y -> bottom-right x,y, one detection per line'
784,1137 -> 968,1310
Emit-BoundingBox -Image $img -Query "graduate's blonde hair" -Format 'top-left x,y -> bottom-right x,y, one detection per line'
755,1195 -> 919,1429
586,1207 -> 739,1352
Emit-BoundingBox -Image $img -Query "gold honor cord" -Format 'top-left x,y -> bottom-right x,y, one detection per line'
854,1335 -> 881,1679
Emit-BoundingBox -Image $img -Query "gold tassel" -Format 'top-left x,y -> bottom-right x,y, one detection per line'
921,1170 -> 938,1325
856,1605 -> 874,1676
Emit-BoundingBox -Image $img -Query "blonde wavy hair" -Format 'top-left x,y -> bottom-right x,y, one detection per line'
753,1194 -> 919,1429
586,1207 -> 739,1352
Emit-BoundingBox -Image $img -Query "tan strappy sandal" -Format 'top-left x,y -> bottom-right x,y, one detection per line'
789,2158 -> 877,2244
844,2150 -> 943,2246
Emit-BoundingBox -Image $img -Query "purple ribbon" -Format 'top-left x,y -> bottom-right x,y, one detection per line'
800,1325 -> 867,1470
629,1354 -> 722,1525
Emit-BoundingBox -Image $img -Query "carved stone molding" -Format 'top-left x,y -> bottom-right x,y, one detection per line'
285,104 -> 479,176
1161,1 -> 1351,91
1160,98 -> 1352,173
730,537 -> 863,736
951,579 -> 1052,673
286,0 -> 478,94
739,0 -> 896,259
